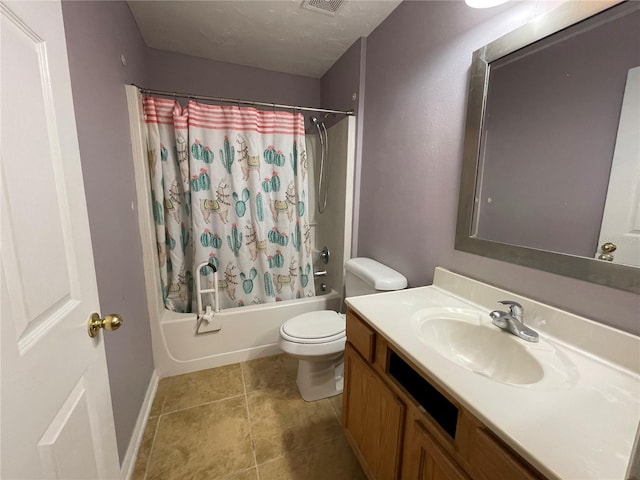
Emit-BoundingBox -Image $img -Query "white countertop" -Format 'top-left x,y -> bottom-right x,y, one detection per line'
345,268 -> 640,480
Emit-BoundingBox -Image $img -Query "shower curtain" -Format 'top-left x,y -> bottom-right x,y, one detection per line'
144,97 -> 315,312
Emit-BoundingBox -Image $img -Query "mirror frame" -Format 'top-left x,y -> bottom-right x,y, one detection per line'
455,0 -> 640,294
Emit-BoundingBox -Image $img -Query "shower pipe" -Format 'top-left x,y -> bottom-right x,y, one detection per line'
132,85 -> 354,116
310,115 -> 330,213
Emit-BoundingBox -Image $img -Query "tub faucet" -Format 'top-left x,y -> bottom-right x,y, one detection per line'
489,300 -> 538,343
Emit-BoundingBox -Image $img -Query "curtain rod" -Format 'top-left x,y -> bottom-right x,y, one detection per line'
132,84 -> 355,116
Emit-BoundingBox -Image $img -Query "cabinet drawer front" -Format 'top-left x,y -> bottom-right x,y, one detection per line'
468,427 -> 542,480
346,310 -> 375,363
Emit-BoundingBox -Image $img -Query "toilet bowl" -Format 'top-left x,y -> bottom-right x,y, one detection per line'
279,257 -> 407,402
278,311 -> 346,402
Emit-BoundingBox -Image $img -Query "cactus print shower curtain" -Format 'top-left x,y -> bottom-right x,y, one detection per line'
144,97 -> 315,312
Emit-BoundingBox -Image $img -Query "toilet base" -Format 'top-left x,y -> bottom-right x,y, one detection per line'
295,355 -> 344,402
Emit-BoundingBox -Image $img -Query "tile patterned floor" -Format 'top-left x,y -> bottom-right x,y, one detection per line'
132,354 -> 365,480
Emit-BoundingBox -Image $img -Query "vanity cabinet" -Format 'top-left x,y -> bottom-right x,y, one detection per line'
342,309 -> 545,480
343,344 -> 405,479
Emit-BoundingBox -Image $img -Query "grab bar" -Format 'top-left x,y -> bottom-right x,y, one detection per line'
195,261 -> 220,315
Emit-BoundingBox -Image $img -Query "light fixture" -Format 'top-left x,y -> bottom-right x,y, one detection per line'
465,0 -> 509,8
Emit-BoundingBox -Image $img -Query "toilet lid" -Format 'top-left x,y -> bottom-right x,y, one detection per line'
281,311 -> 345,344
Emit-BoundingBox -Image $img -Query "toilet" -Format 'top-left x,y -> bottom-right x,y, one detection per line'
279,257 -> 407,401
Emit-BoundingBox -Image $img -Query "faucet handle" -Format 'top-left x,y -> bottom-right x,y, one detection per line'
498,300 -> 523,318
490,310 -> 508,328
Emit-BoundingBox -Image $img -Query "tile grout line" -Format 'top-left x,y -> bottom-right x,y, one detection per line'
158,391 -> 246,418
328,396 -> 342,424
253,432 -> 347,468
240,362 -> 260,480
142,407 -> 163,480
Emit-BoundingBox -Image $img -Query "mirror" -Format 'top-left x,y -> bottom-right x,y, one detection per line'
456,0 -> 640,294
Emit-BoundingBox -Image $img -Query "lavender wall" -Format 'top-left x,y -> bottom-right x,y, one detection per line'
61,1 -> 153,463
320,38 -> 362,124
145,48 -> 320,109
477,8 -> 640,257
358,0 -> 639,335
321,38 -> 367,254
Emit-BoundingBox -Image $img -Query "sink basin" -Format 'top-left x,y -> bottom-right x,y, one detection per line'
411,307 -> 577,388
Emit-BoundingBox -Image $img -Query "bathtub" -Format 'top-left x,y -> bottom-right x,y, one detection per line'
152,289 -> 342,377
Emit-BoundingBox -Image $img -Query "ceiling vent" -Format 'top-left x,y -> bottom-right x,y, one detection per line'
301,0 -> 344,16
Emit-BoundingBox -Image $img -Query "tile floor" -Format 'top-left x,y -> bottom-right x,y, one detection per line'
132,354 -> 365,479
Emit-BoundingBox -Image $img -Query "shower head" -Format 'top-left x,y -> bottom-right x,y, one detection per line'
306,116 -> 322,134
310,114 -> 333,125
308,115 -> 326,134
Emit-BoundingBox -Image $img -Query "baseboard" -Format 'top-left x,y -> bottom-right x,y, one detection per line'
157,343 -> 282,377
121,370 -> 159,480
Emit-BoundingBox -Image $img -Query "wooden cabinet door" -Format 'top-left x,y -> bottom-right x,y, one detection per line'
404,418 -> 471,480
465,426 -> 543,480
343,343 -> 405,480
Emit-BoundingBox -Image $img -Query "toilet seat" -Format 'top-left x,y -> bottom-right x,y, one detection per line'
280,311 -> 345,344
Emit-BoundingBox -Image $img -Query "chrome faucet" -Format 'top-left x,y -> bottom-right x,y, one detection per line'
490,300 -> 539,343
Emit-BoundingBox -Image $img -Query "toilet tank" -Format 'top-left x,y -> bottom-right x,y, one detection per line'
344,258 -> 407,297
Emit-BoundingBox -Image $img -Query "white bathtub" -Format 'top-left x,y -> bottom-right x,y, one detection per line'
152,289 -> 342,377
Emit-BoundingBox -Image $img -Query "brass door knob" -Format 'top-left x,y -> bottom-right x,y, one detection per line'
88,313 -> 123,338
600,242 -> 617,253
598,253 -> 614,262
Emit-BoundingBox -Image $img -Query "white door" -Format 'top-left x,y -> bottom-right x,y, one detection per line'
596,66 -> 640,267
1,1 -> 120,478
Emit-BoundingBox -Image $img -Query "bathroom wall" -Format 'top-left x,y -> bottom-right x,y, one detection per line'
321,38 -> 367,257
145,48 -> 321,108
61,0 -> 153,463
357,0 -> 640,335
320,38 -> 362,125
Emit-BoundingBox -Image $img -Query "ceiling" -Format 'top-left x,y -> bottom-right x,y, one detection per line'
127,0 -> 402,79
